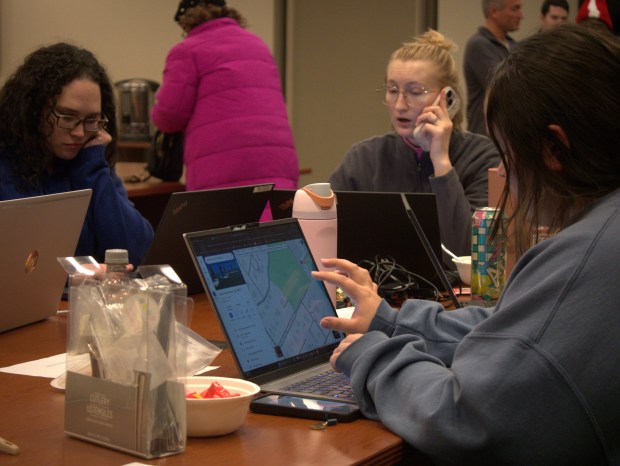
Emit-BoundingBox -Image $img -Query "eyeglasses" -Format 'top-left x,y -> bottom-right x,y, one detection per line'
51,110 -> 108,132
377,83 -> 437,107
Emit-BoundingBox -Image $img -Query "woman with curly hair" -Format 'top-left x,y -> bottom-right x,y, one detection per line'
0,43 -> 153,265
328,30 -> 500,266
152,0 -> 299,197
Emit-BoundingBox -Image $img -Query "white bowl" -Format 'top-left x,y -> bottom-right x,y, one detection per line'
452,256 -> 471,285
183,376 -> 260,437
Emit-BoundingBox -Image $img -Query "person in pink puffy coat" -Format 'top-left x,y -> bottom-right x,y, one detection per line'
152,0 -> 299,194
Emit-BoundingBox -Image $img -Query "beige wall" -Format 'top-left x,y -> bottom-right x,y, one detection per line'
0,0 -> 275,85
0,0 -> 579,185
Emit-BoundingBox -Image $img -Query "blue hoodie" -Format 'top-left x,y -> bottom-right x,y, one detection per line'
0,145 -> 153,265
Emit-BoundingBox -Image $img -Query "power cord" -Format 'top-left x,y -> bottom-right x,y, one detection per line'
358,256 -> 440,308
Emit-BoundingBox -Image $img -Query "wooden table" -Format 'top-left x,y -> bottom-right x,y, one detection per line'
0,294 -> 429,465
117,161 -> 185,197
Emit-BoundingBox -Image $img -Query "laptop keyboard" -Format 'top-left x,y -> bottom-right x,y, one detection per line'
284,370 -> 355,400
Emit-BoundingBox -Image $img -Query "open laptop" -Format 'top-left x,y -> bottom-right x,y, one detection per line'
335,191 -> 447,289
401,194 -> 497,309
268,189 -> 296,220
142,184 -> 274,295
184,218 -> 355,404
268,190 -> 448,288
0,189 -> 92,333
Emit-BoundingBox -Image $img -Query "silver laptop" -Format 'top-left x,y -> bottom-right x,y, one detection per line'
0,189 -> 92,333
184,218 -> 355,404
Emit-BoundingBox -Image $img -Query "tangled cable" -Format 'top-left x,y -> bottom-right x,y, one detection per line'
358,256 -> 440,308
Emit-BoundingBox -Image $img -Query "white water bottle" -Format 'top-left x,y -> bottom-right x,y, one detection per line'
292,183 -> 337,307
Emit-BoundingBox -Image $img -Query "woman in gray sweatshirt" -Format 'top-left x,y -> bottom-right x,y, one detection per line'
315,24 -> 620,465
329,30 -> 499,261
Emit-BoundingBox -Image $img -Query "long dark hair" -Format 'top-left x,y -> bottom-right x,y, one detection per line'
486,24 -> 620,254
0,42 -> 118,188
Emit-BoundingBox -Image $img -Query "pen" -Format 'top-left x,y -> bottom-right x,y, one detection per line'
0,437 -> 20,455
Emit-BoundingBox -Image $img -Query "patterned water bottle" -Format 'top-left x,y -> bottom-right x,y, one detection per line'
471,208 -> 506,301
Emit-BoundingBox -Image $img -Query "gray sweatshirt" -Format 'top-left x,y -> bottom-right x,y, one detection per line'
463,26 -> 517,137
336,189 -> 620,465
328,130 -> 500,258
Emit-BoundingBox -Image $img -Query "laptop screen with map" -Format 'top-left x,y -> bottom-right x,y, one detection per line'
142,183 -> 274,295
184,219 -> 354,403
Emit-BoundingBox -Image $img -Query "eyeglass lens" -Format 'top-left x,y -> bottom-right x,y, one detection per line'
378,84 -> 430,106
55,112 -> 107,132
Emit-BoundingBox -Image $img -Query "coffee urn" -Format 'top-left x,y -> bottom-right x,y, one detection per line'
116,78 -> 159,141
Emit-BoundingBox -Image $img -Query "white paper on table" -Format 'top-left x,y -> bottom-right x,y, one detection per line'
0,352 -> 219,380
0,353 -> 67,379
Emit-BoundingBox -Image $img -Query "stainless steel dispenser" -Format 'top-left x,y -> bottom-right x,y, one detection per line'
116,79 -> 159,141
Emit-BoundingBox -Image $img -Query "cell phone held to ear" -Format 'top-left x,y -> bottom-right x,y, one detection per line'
412,86 -> 461,151
250,393 -> 361,422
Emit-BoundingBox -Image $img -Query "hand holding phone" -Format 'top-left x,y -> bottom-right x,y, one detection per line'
412,86 -> 460,152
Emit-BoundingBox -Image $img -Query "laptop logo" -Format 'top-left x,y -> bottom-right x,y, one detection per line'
253,185 -> 272,193
24,250 -> 39,274
172,200 -> 188,216
277,198 -> 294,213
231,222 -> 259,231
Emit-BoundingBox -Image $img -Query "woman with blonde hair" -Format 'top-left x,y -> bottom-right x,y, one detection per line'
329,30 -> 499,262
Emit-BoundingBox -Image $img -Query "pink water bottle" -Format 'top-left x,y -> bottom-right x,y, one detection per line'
292,183 -> 337,307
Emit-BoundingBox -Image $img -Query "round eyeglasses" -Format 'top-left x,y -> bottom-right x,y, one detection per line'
51,110 -> 108,132
376,83 -> 438,107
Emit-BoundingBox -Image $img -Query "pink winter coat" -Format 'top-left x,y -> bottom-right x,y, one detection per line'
152,18 -> 299,191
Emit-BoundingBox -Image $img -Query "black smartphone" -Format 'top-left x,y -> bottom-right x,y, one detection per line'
250,393 -> 360,422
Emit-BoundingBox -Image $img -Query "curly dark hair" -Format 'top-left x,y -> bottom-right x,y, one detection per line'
0,42 -> 118,188
178,4 -> 247,34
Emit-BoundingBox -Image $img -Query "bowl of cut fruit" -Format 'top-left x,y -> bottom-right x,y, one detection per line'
183,376 -> 261,437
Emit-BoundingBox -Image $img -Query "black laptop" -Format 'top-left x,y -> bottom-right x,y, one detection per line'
401,193 -> 497,309
268,189 -> 446,288
142,184 -> 274,294
268,189 -> 297,220
183,218 -> 355,403
335,191 -> 445,288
